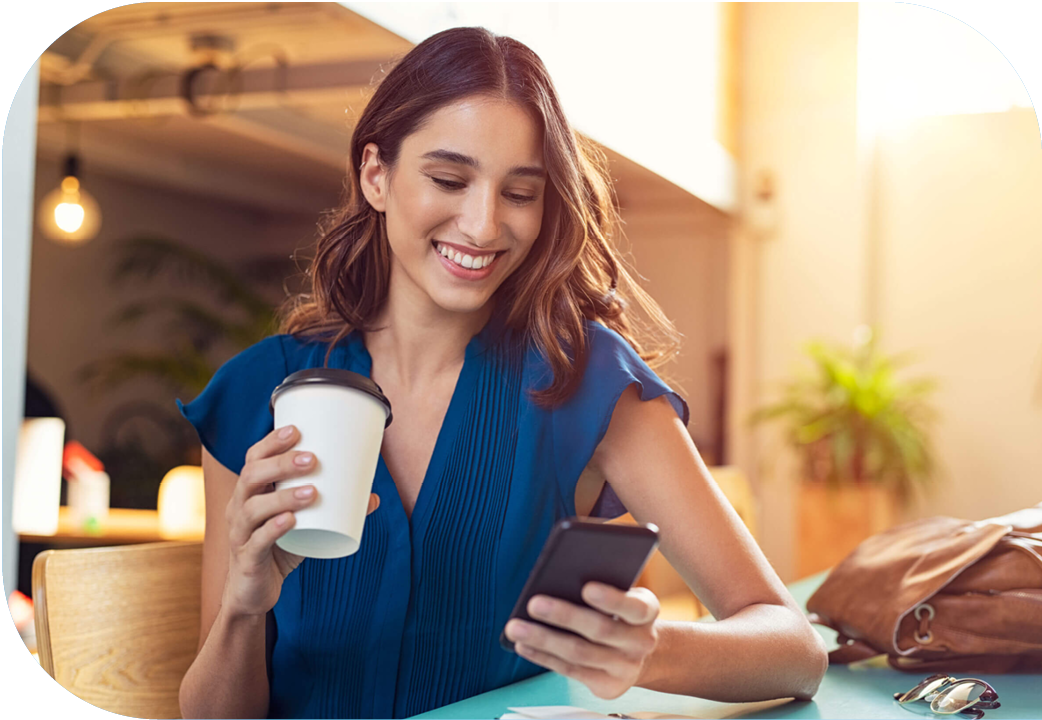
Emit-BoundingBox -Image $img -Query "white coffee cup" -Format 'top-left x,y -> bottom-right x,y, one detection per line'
269,368 -> 392,559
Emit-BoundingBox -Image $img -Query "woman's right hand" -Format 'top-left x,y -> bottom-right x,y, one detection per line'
221,425 -> 381,618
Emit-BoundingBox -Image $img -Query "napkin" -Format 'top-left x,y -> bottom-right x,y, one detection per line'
501,707 -> 700,719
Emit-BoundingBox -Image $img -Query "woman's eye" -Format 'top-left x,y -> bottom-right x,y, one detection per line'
429,175 -> 537,206
431,177 -> 466,191
505,193 -> 538,206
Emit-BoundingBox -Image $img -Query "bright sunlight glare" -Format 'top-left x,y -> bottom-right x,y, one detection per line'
857,2 -> 1031,135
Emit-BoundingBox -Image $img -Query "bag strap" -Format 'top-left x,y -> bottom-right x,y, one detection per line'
807,612 -> 884,664
830,639 -> 882,664
811,610 -> 1042,671
888,654 -> 1042,674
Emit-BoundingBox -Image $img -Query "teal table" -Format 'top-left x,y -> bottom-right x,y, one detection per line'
415,572 -> 1040,719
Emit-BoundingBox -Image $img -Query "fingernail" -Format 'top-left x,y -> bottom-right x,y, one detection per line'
586,584 -> 606,602
510,621 -> 530,639
294,486 -> 314,499
294,452 -> 313,466
530,598 -> 550,616
279,426 -> 294,439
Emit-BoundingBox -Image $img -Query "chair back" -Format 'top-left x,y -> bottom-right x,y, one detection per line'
33,541 -> 202,719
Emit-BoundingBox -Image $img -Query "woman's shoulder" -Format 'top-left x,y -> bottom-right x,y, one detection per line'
233,333 -> 288,359
572,319 -> 687,419
219,331 -> 347,373
203,334 -> 286,381
582,317 -> 640,362
522,317 -> 647,381
520,318 -> 685,413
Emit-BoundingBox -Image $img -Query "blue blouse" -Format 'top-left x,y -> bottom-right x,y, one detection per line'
176,315 -> 689,719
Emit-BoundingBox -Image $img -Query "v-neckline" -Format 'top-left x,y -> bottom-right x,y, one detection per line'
350,320 -> 493,532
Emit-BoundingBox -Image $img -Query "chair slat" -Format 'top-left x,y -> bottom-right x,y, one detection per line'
33,541 -> 202,719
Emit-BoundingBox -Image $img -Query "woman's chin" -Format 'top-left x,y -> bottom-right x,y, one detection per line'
434,296 -> 493,316
427,284 -> 496,316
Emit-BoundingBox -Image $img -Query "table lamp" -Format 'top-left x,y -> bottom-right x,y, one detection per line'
158,465 -> 206,539
12,418 -> 65,536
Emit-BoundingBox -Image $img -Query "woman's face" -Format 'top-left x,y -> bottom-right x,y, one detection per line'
360,95 -> 547,317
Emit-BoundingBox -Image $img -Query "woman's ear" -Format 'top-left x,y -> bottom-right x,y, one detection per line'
359,143 -> 388,213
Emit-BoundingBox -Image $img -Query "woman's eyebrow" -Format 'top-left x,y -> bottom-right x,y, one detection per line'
420,149 -> 545,179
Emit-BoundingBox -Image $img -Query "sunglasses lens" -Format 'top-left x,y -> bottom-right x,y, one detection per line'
900,675 -> 951,703
933,681 -> 986,713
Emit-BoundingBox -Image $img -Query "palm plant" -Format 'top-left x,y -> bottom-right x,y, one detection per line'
73,235 -> 305,500
79,235 -> 303,397
749,327 -> 940,505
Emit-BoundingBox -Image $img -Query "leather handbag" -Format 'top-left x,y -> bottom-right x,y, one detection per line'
805,501 -> 1042,673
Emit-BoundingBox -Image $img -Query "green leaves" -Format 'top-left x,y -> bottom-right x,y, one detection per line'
80,236 -> 291,400
79,341 -> 215,396
750,328 -> 939,503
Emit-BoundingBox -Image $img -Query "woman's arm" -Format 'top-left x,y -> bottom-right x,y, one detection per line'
595,384 -> 828,700
179,431 -> 378,718
179,448 -> 271,719
506,384 -> 828,702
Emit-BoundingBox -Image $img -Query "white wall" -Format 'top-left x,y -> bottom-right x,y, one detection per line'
729,3 -> 1041,583
873,108 -> 1042,521
620,206 -> 730,455
2,61 -> 39,597
342,1 -> 736,213
729,3 -> 864,582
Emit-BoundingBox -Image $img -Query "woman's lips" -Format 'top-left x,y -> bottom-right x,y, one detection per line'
432,240 -> 501,280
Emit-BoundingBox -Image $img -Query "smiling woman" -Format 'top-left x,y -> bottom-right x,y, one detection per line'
176,25 -> 827,720
358,97 -> 547,316
275,28 -> 679,408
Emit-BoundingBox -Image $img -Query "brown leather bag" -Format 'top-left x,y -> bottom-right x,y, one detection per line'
805,502 -> 1042,673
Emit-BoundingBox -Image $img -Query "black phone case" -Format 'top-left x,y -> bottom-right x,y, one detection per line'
500,517 -> 659,652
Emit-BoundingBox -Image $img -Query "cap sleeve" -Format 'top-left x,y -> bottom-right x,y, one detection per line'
553,320 -> 690,519
175,335 -> 289,475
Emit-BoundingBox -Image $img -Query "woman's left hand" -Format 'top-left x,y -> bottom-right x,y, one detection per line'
504,582 -> 661,700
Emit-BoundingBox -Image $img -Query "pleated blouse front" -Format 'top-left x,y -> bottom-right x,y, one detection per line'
176,315 -> 689,719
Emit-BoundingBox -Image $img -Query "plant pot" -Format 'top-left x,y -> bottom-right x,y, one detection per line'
797,481 -> 899,579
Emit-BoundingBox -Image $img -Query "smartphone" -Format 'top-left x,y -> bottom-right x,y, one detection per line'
500,517 -> 660,653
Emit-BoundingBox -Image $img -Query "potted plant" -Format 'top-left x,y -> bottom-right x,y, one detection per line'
79,236 -> 299,395
750,326 -> 940,577
78,236 -> 302,497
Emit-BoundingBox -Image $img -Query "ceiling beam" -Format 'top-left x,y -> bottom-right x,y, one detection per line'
35,122 -> 339,216
46,3 -> 372,86
38,58 -> 381,123
202,113 -> 348,171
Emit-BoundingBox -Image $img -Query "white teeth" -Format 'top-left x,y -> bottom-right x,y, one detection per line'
436,242 -> 495,270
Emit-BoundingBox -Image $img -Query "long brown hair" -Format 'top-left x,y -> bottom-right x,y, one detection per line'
278,26 -> 682,408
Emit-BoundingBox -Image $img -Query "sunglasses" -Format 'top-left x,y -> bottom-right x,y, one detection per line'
893,674 -> 1001,719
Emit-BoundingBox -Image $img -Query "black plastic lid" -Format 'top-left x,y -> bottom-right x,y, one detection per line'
269,368 -> 393,427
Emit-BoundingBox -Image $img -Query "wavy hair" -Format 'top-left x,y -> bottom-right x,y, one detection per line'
278,27 -> 682,408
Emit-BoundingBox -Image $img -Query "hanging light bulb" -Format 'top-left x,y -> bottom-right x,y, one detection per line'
38,154 -> 102,245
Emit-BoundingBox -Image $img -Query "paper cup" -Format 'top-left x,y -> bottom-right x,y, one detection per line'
269,368 -> 392,559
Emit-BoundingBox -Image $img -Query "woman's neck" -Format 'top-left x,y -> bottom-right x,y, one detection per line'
364,294 -> 494,392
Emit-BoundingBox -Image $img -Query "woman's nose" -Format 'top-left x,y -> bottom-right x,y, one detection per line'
458,186 -> 500,244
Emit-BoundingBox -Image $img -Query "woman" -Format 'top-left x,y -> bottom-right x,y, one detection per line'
177,27 -> 827,720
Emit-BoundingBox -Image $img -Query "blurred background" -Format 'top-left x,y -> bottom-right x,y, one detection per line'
3,2 -> 1040,645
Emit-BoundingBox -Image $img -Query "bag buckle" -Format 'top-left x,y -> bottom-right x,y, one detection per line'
913,603 -> 936,644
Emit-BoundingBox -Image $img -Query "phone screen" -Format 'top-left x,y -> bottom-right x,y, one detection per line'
500,517 -> 659,652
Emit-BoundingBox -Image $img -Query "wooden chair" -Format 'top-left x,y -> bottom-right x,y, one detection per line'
32,541 -> 202,719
